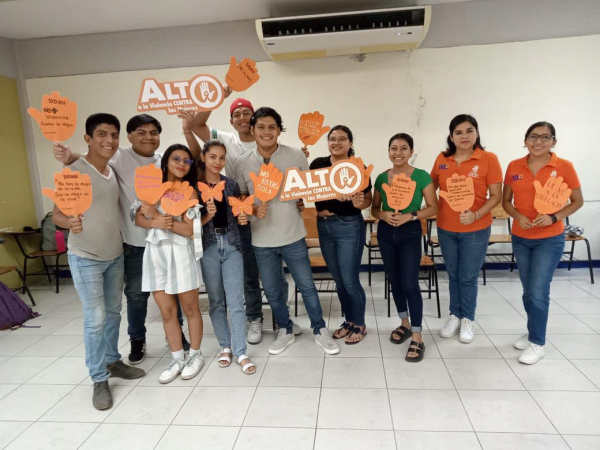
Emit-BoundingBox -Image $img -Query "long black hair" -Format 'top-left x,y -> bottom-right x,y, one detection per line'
444,114 -> 484,157
327,125 -> 355,157
161,144 -> 198,186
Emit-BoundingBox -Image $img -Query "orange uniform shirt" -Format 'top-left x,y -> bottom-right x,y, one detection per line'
430,149 -> 503,233
504,153 -> 580,239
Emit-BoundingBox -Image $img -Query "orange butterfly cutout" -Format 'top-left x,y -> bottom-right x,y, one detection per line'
198,181 -> 225,202
228,196 -> 255,216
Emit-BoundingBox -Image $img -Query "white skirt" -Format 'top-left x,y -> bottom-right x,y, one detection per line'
142,239 -> 202,295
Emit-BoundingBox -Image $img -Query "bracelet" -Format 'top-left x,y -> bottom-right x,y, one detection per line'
550,214 -> 558,223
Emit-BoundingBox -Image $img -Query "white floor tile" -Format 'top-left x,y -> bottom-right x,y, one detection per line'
26,356 -> 88,385
507,359 -> 598,391
136,357 -> 208,387
553,298 -> 600,315
199,356 -> 267,387
244,386 -> 320,428
383,358 -> 454,390
379,334 -> 441,359
0,384 -> 75,421
258,357 -> 323,387
531,391 -> 600,435
547,335 -> 600,359
445,359 -> 525,390
0,356 -> 58,384
5,421 -> 98,450
433,335 -> 502,359
325,331 -> 383,357
318,388 -> 393,430
576,314 -> 600,333
80,423 -> 167,450
173,386 -> 255,426
235,427 -> 315,450
17,335 -> 83,357
475,314 -> 528,334
0,422 -> 32,449
545,315 -> 597,334
0,334 -> 43,357
316,429 -> 396,450
562,434 -> 600,450
570,359 -> 600,388
13,317 -> 75,335
487,334 -> 565,360
156,425 -> 239,450
395,431 -> 480,449
477,432 -> 570,450
322,357 -> 386,388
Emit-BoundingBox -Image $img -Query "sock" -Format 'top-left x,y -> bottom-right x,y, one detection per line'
189,348 -> 202,357
172,349 -> 185,365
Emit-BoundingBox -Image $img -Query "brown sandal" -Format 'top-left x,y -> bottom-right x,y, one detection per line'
345,326 -> 367,345
390,325 -> 412,345
333,322 -> 353,339
405,340 -> 425,363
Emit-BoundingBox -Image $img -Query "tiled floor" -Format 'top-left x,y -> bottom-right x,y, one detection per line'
1,268 -> 599,449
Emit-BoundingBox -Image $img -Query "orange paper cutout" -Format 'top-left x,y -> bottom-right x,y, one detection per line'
225,56 -> 260,92
28,92 -> 77,141
438,174 -> 475,212
382,173 -> 417,212
298,112 -> 330,146
197,181 -> 226,203
350,156 -> 374,192
137,74 -> 225,115
42,167 -> 92,216
533,176 -> 571,214
249,163 -> 284,203
228,195 -> 255,216
160,181 -> 199,216
135,164 -> 172,204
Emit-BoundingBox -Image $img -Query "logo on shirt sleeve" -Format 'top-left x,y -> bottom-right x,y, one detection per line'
468,165 -> 479,178
438,164 -> 450,170
511,174 -> 523,181
550,170 -> 557,178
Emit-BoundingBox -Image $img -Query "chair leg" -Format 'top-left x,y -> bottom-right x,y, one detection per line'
510,253 -> 515,272
434,268 -> 441,318
22,257 -> 28,294
15,268 -> 35,306
368,250 -> 372,286
294,286 -> 298,317
386,273 -> 391,318
41,256 -> 52,283
55,256 -> 60,293
482,263 -> 487,286
584,238 -> 594,284
568,241 -> 575,271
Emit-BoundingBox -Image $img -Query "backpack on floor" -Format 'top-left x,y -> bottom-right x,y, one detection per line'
0,281 -> 40,330
41,211 -> 69,252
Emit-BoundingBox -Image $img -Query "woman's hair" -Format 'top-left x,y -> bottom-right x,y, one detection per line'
161,144 -> 198,186
525,121 -> 556,140
388,133 -> 414,150
444,114 -> 483,156
327,125 -> 355,157
197,139 -> 226,182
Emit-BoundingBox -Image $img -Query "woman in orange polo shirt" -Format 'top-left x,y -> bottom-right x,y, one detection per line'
503,121 -> 583,365
430,114 -> 502,344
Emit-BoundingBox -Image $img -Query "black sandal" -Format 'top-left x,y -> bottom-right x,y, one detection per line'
333,322 -> 352,340
405,340 -> 425,363
390,325 -> 412,345
345,326 -> 367,345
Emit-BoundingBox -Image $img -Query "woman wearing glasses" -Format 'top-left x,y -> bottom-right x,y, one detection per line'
503,122 -> 583,364
309,126 -> 372,344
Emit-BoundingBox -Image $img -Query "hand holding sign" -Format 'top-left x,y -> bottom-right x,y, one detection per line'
28,92 -> 77,141
225,56 -> 260,92
298,112 -> 330,146
198,181 -> 226,203
249,163 -> 283,203
439,174 -> 475,212
42,167 -> 92,216
533,175 -> 571,215
382,173 -> 416,212
160,181 -> 199,216
229,195 -> 255,216
135,164 -> 173,204
350,157 -> 374,192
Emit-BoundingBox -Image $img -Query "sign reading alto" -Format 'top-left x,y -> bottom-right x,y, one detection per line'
280,159 -> 367,202
137,74 -> 225,115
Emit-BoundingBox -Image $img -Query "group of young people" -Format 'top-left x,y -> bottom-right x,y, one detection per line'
51,90 -> 583,410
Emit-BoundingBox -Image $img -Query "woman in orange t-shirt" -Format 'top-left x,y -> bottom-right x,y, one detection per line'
503,121 -> 583,365
430,115 -> 502,345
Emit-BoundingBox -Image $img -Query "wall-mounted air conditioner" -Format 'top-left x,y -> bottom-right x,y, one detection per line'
256,6 -> 431,61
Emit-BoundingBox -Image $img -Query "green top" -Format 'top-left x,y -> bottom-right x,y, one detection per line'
374,168 -> 432,213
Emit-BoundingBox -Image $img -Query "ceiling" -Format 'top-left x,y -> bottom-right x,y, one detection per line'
0,0 -> 479,40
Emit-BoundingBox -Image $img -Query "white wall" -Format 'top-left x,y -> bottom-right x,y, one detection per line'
0,36 -> 17,79
25,34 -> 600,258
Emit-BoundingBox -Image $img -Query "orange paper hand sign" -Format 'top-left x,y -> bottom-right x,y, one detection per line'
27,92 -> 77,141
225,56 -> 260,92
197,181 -> 226,203
382,173 -> 417,212
249,163 -> 284,203
160,181 -> 199,216
42,167 -> 92,216
439,174 -> 475,212
298,111 -> 330,146
533,176 -> 571,214
228,195 -> 255,216
135,164 -> 173,204
350,157 -> 374,192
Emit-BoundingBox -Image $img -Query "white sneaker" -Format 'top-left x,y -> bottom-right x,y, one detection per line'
181,353 -> 204,380
440,315 -> 460,338
292,322 -> 302,336
158,359 -> 184,384
459,318 -> 474,344
315,327 -> 340,355
513,333 -> 530,350
269,328 -> 295,355
519,343 -> 545,365
247,319 -> 263,345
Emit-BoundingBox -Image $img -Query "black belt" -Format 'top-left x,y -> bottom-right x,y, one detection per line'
214,227 -> 227,234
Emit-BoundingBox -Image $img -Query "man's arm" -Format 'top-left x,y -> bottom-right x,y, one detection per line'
178,110 -> 201,159
51,204 -> 83,233
53,142 -> 81,165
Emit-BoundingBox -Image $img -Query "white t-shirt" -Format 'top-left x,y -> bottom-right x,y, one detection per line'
109,147 -> 161,247
211,128 -> 256,178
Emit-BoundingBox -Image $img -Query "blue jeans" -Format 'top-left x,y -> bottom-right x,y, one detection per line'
68,253 -> 124,382
124,243 -> 183,340
378,220 -> 423,332
317,214 -> 367,326
437,227 -> 491,321
512,234 -> 565,346
253,238 -> 326,335
201,235 -> 247,358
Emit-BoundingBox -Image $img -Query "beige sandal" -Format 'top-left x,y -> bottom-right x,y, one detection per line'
236,355 -> 256,375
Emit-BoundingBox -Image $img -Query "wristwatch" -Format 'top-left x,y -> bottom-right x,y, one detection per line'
410,211 -> 418,221
549,214 -> 558,223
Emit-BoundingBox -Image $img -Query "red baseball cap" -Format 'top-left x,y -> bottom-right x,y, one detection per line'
230,98 -> 254,117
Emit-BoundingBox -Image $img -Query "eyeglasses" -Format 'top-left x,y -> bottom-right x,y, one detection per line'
527,134 -> 554,143
170,156 -> 193,165
328,137 -> 349,143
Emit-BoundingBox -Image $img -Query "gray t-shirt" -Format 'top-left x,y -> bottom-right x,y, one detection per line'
67,157 -> 122,261
233,144 -> 308,248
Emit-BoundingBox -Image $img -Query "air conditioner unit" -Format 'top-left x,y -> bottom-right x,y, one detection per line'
256,6 -> 431,61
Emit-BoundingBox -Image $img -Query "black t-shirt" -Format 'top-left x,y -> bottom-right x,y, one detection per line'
309,156 -> 372,216
213,198 -> 228,228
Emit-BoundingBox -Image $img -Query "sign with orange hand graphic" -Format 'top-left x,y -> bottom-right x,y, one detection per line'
534,175 -> 571,214
160,181 -> 199,216
225,56 -> 260,92
350,156 -> 374,192
439,174 -> 475,212
249,163 -> 284,203
198,181 -> 226,203
28,92 -> 77,141
382,173 -> 416,213
134,164 -> 173,204
228,195 -> 255,216
137,74 -> 225,115
42,168 -> 92,216
298,112 -> 330,146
